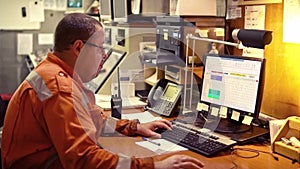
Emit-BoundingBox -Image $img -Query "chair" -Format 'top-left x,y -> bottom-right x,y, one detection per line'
0,94 -> 12,127
0,96 -> 5,127
0,95 -> 4,169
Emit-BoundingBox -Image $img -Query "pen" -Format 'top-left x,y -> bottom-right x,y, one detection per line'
142,137 -> 161,146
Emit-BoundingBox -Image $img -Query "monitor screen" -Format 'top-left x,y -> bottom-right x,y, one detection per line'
200,54 -> 264,120
100,0 -> 113,21
67,0 -> 83,8
84,49 -> 126,93
162,83 -> 181,102
112,0 -> 130,23
66,0 -> 84,13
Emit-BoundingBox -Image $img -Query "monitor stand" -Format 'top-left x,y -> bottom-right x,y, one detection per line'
215,119 -> 252,134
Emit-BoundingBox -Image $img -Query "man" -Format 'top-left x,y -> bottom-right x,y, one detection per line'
1,13 -> 204,169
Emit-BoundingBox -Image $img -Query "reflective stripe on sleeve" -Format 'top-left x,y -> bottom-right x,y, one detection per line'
103,117 -> 117,133
26,71 -> 53,101
81,91 -> 89,112
116,153 -> 131,169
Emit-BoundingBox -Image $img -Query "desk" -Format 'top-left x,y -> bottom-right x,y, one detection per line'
98,136 -> 299,169
100,109 -> 299,169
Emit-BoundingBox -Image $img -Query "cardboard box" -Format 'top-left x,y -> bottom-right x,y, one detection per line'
272,116 -> 300,162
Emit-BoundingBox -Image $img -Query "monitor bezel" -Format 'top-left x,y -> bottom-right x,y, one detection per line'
112,0 -> 131,23
200,53 -> 265,121
84,48 -> 126,93
100,0 -> 114,22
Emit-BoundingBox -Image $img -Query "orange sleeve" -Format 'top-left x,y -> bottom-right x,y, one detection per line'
116,119 -> 140,136
131,157 -> 155,169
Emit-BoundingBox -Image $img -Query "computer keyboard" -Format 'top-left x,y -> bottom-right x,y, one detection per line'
157,121 -> 237,157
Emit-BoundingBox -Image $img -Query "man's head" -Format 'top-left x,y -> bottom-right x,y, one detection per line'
54,13 -> 102,52
53,13 -> 107,83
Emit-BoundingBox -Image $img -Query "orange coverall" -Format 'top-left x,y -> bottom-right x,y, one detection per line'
1,53 -> 154,169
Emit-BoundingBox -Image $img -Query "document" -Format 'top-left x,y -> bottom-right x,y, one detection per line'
135,138 -> 187,154
96,96 -> 147,110
122,111 -> 161,123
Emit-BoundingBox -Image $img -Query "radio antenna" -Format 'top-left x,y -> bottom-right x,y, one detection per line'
117,67 -> 121,97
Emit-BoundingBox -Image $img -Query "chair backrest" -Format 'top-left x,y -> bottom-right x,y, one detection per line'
0,96 -> 6,127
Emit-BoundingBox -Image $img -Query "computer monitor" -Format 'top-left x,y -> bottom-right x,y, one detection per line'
100,0 -> 113,22
112,0 -> 132,23
66,0 -> 84,13
84,49 -> 126,93
200,54 -> 265,133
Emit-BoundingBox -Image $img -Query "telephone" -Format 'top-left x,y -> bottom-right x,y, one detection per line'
147,78 -> 182,117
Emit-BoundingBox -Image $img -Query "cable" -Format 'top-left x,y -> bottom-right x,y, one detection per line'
229,147 -> 279,168
232,147 -> 279,160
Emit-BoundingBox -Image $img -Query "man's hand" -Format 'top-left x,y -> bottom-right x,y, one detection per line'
154,155 -> 204,169
136,119 -> 172,138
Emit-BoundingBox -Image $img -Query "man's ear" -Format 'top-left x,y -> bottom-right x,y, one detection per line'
71,40 -> 84,55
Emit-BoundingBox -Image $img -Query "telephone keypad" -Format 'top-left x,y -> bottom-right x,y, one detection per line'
153,101 -> 175,116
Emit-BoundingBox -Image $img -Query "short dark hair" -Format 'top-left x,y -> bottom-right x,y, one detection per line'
54,13 -> 102,52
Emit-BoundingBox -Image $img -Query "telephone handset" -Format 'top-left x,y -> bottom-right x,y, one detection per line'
147,78 -> 182,117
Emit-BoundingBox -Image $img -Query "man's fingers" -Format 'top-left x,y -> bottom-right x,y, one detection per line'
154,119 -> 172,128
155,121 -> 172,130
159,119 -> 172,127
182,157 -> 204,168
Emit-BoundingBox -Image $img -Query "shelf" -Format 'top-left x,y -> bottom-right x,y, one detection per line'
144,66 -> 164,86
183,16 -> 226,27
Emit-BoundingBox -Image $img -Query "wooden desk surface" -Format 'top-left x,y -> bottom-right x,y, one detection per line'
101,109 -> 299,169
98,136 -> 299,169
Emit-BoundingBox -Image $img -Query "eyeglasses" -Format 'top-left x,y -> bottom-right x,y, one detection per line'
84,41 -> 105,50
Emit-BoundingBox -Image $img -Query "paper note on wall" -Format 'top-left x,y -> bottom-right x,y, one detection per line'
29,0 -> 45,22
283,0 -> 300,43
17,33 -> 33,55
38,33 -> 54,45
